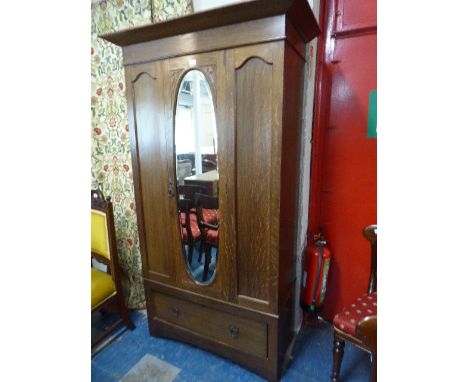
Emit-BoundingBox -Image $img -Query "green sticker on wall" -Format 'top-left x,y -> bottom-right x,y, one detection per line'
367,90 -> 377,138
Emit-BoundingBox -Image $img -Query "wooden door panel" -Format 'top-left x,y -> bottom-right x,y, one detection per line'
235,56 -> 272,303
163,51 -> 228,301
125,62 -> 175,283
226,42 -> 284,313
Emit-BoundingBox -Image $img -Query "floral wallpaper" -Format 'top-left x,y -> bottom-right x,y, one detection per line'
91,0 -> 194,309
152,0 -> 193,22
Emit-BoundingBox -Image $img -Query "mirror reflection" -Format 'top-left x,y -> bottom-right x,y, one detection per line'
175,70 -> 219,284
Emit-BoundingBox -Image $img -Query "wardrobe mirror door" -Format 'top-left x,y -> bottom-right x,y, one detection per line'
174,69 -> 219,285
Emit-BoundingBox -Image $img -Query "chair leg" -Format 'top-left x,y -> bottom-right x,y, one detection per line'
117,295 -> 135,330
370,351 -> 377,382
332,332 -> 345,382
202,245 -> 211,281
188,243 -> 193,264
198,240 -> 204,263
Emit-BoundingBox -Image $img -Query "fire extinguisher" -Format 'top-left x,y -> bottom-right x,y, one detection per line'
301,230 -> 331,313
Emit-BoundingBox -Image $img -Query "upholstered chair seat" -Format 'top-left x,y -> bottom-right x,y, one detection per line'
188,208 -> 218,224
91,189 -> 134,347
179,211 -> 197,226
205,228 -> 219,245
332,225 -> 377,382
180,214 -> 202,240
91,268 -> 116,309
179,209 -> 218,241
333,292 -> 377,336
202,209 -> 219,224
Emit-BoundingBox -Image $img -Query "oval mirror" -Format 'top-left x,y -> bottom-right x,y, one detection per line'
174,70 -> 219,285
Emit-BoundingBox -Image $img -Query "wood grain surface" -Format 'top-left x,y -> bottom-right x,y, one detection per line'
101,0 -> 319,47
118,2 -> 320,379
235,55 -> 273,304
151,290 -> 268,358
125,62 -> 175,283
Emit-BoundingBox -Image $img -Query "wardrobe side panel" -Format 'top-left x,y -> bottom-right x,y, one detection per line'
277,41 -> 305,363
278,42 -> 305,306
124,62 -> 175,284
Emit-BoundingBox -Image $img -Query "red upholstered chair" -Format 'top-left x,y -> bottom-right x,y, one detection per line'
177,184 -> 217,225
194,193 -> 219,282
332,225 -> 377,382
177,185 -> 218,266
178,198 -> 201,265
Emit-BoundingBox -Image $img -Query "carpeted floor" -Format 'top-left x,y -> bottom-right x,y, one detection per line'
92,311 -> 370,381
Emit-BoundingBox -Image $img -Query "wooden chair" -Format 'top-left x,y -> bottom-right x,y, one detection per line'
332,224 -> 377,382
178,197 -> 202,265
194,193 -> 219,282
91,189 -> 134,347
178,184 -> 218,226
177,184 -> 207,201
177,185 -> 208,265
202,159 -> 217,173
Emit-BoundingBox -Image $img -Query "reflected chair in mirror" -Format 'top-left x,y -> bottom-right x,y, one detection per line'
91,189 -> 134,347
202,153 -> 217,163
177,185 -> 207,265
178,197 -> 202,265
331,225 -> 377,382
178,184 -> 218,224
202,159 -> 217,173
194,193 -> 219,282
177,184 -> 206,202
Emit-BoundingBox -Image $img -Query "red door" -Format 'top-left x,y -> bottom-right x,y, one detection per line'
309,0 -> 377,321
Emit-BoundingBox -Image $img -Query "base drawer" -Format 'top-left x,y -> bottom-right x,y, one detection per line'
151,291 -> 268,358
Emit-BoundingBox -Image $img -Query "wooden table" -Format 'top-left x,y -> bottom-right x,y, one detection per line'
184,170 -> 219,196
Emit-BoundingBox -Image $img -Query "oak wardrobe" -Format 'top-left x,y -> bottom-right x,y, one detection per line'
102,1 -> 319,380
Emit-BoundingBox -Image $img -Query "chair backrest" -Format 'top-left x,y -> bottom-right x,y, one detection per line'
177,197 -> 197,243
91,190 -> 117,270
363,224 -> 377,294
194,193 -> 219,210
202,159 -> 217,173
91,209 -> 110,259
177,184 -> 207,201
194,193 -> 219,225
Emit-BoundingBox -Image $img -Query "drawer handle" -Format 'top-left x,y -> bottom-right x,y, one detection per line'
172,306 -> 180,318
229,325 -> 239,338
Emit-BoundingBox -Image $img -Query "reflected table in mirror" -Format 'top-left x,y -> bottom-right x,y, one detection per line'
183,170 -> 219,197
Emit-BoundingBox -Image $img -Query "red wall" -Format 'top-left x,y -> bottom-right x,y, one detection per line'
308,0 -> 377,321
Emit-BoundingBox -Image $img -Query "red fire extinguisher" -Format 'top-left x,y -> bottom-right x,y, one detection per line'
301,230 -> 331,313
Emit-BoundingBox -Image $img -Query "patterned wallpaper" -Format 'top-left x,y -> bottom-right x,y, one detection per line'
91,0 -> 194,309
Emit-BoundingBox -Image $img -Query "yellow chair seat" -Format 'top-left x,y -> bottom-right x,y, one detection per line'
91,268 -> 116,309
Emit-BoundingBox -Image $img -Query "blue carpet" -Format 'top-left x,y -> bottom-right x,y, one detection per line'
92,311 -> 370,381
